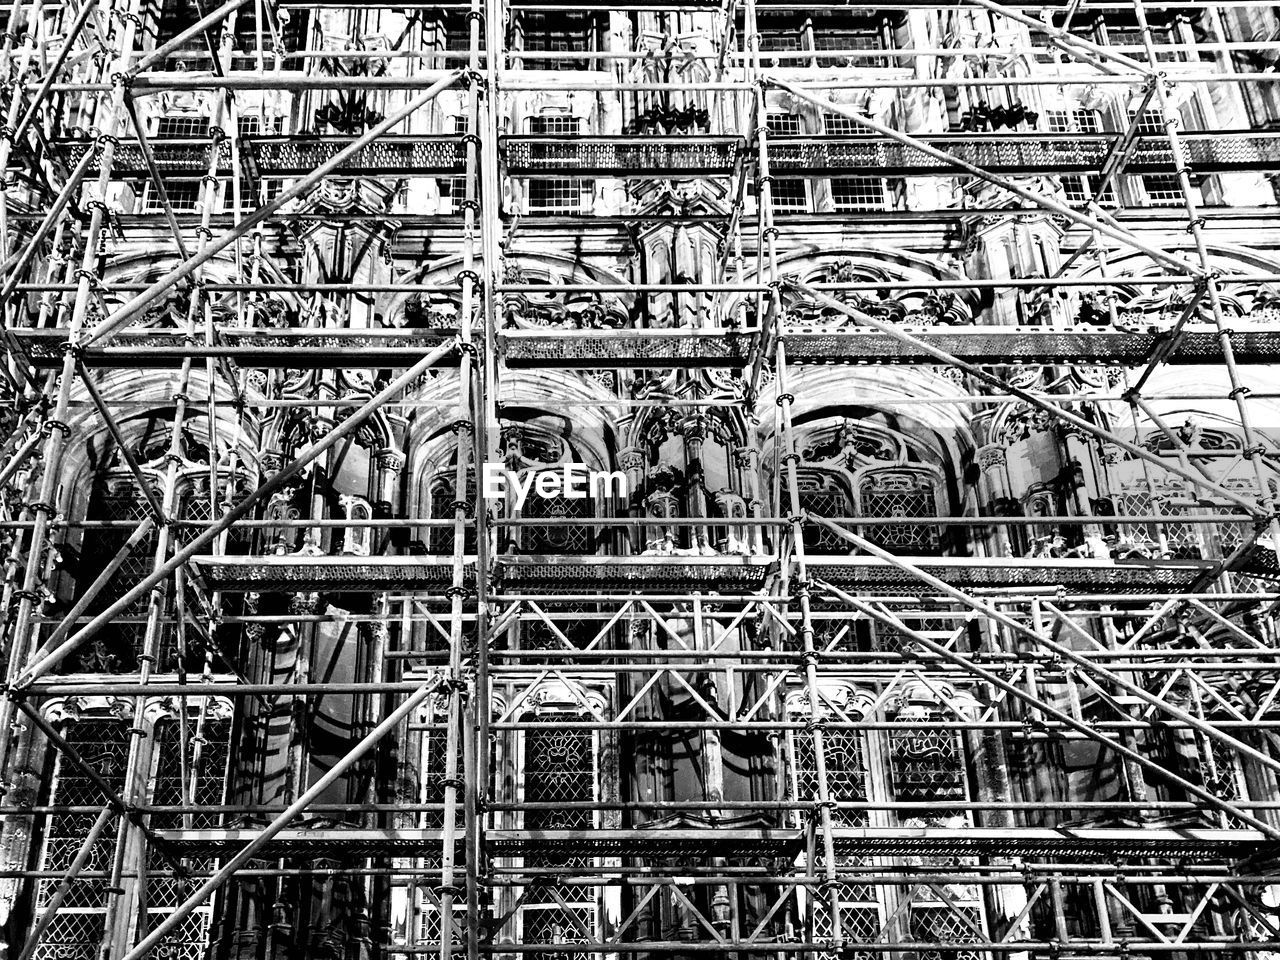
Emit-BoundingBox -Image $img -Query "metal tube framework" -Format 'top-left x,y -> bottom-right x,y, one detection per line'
4,0 -> 1280,958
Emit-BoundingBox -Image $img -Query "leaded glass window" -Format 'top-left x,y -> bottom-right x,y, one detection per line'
150,715 -> 231,830
521,716 -> 598,960
418,700 -> 459,828
888,714 -> 966,802
521,481 -> 594,554
811,855 -> 882,960
797,472 -> 854,554
792,729 -> 870,827
144,713 -> 230,959
909,905 -> 984,960
33,710 -> 229,960
858,469 -> 940,554
427,469 -> 476,554
523,716 -> 595,829
1112,483 -> 1200,558
33,717 -> 129,960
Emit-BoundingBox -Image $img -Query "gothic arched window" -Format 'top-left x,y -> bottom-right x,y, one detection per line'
70,477 -> 160,673
69,469 -> 253,674
887,709 -> 966,802
796,470 -> 855,554
520,472 -> 595,555
427,468 -> 476,555
32,701 -> 232,960
857,467 -> 941,554
32,714 -> 129,960
790,728 -> 870,828
520,712 -> 599,960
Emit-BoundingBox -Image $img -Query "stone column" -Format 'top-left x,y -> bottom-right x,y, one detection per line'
681,414 -> 711,552
977,443 -> 1015,556
734,443 -> 764,554
619,446 -> 646,553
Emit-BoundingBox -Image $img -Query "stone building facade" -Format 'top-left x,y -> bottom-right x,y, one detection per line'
3,2 -> 1280,959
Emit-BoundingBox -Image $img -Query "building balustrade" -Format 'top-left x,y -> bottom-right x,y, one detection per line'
17,324 -> 1280,369
50,131 -> 1280,181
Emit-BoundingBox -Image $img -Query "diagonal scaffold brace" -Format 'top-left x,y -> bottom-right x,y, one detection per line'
814,576 -> 1280,839
805,512 -> 1280,789
9,336 -> 460,687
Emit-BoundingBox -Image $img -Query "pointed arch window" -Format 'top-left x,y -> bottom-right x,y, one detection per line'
858,467 -> 942,554
785,691 -> 883,959
519,470 -> 595,555
70,477 -> 160,673
31,714 -> 129,960
790,729 -> 871,829
796,470 -> 855,554
521,713 -> 597,829
32,701 -> 232,960
519,711 -> 600,960
887,709 -> 967,802
69,469 -> 252,673
427,468 -> 476,555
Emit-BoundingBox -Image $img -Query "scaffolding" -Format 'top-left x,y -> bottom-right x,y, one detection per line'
6,0 -> 1280,958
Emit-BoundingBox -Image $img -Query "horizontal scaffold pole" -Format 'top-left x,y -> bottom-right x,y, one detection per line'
118,674 -> 449,960
85,69 -> 464,346
815,577 -> 1280,838
807,514 -> 1280,787
781,277 -> 1266,517
10,337 -> 460,687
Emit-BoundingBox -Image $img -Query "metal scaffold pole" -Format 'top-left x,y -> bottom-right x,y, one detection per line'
6,0 -> 1280,957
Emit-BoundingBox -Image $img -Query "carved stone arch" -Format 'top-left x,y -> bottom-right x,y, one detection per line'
784,681 -> 877,719
1066,244 -> 1280,329
58,375 -> 261,524
760,368 -> 977,554
1123,374 -> 1280,454
380,252 -> 635,331
521,677 -> 610,719
42,696 -> 135,725
99,253 -> 302,329
621,399 -> 750,458
724,246 -> 982,329
1106,406 -> 1280,560
759,366 -> 973,454
986,399 -> 1062,449
403,369 -> 621,507
890,679 -> 979,721
147,694 -> 236,725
